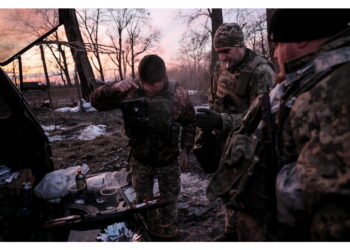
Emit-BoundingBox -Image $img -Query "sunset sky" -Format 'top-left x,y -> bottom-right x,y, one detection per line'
1,2 -> 347,83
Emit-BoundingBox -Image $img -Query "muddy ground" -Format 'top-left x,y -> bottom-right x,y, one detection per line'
29,88 -> 225,242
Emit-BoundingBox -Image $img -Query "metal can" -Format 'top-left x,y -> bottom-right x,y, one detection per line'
20,181 -> 33,210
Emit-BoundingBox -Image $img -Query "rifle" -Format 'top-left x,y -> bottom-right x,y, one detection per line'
42,196 -> 169,231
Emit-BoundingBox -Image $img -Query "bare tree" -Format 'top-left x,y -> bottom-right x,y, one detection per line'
125,9 -> 160,79
59,9 -> 96,101
77,8 -> 106,82
107,9 -> 134,80
224,9 -> 270,59
208,9 -> 223,77
44,31 -> 73,86
178,8 -> 222,84
4,9 -> 73,86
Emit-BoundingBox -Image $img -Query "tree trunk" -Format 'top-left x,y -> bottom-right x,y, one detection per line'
266,9 -> 278,72
131,37 -> 135,79
209,8 -> 223,80
59,9 -> 96,101
117,29 -> 124,80
96,52 -> 105,82
58,43 -> 72,86
39,44 -> 55,127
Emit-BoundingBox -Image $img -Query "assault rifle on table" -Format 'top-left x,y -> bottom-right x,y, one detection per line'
42,196 -> 169,231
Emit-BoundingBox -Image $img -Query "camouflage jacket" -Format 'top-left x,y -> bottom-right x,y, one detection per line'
276,29 -> 350,214
90,80 -> 195,165
209,48 -> 275,141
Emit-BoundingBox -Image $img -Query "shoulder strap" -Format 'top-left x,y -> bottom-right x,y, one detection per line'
235,56 -> 272,97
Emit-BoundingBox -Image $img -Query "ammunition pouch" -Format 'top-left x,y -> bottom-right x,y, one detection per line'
206,133 -> 276,212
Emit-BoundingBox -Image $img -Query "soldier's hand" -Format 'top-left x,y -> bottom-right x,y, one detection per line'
195,108 -> 223,131
111,79 -> 139,94
180,149 -> 190,171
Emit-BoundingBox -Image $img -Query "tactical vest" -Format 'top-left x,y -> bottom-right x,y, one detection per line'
211,50 -> 272,114
208,45 -> 350,213
276,45 -> 350,165
125,81 -> 180,166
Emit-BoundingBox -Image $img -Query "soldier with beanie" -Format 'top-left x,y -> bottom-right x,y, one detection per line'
207,9 -> 350,241
194,23 -> 275,241
268,9 -> 350,241
90,54 -> 195,240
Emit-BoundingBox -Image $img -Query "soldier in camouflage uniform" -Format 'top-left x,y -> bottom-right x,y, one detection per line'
194,23 -> 275,241
207,9 -> 350,241
90,54 -> 195,240
269,9 -> 350,241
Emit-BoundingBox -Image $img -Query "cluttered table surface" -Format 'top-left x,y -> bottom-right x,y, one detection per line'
59,169 -> 147,242
2,164 -> 164,241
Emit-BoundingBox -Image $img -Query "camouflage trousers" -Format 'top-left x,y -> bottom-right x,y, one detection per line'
224,205 -> 237,234
130,156 -> 181,231
236,210 -> 277,241
310,201 -> 350,241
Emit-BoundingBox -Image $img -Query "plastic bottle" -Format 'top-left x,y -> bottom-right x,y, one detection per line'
75,169 -> 87,190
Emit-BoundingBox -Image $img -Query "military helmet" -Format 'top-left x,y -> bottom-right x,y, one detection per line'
214,23 -> 244,48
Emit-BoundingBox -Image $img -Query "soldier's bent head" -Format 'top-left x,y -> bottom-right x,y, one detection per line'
138,54 -> 168,84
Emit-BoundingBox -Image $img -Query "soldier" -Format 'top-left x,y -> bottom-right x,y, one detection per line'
194,23 -> 275,241
90,54 -> 195,240
207,9 -> 350,241
269,9 -> 350,241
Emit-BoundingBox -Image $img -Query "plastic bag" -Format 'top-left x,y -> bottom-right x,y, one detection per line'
34,164 -> 89,203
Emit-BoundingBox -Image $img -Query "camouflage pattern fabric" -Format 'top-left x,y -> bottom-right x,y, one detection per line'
91,80 -> 194,238
130,156 -> 180,233
214,23 -> 244,48
90,80 -> 195,165
275,29 -> 350,240
204,48 -> 274,238
209,48 -> 274,138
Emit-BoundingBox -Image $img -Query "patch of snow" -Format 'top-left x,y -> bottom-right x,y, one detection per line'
42,125 -> 62,132
77,125 -> 106,140
82,100 -> 97,112
54,107 -> 72,113
188,90 -> 198,95
54,100 -> 97,113
69,106 -> 80,113
48,135 -> 65,142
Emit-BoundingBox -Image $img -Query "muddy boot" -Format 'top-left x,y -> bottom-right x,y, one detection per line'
213,231 -> 238,241
149,224 -> 179,241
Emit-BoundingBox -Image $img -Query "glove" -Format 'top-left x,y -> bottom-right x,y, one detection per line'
195,108 -> 223,131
